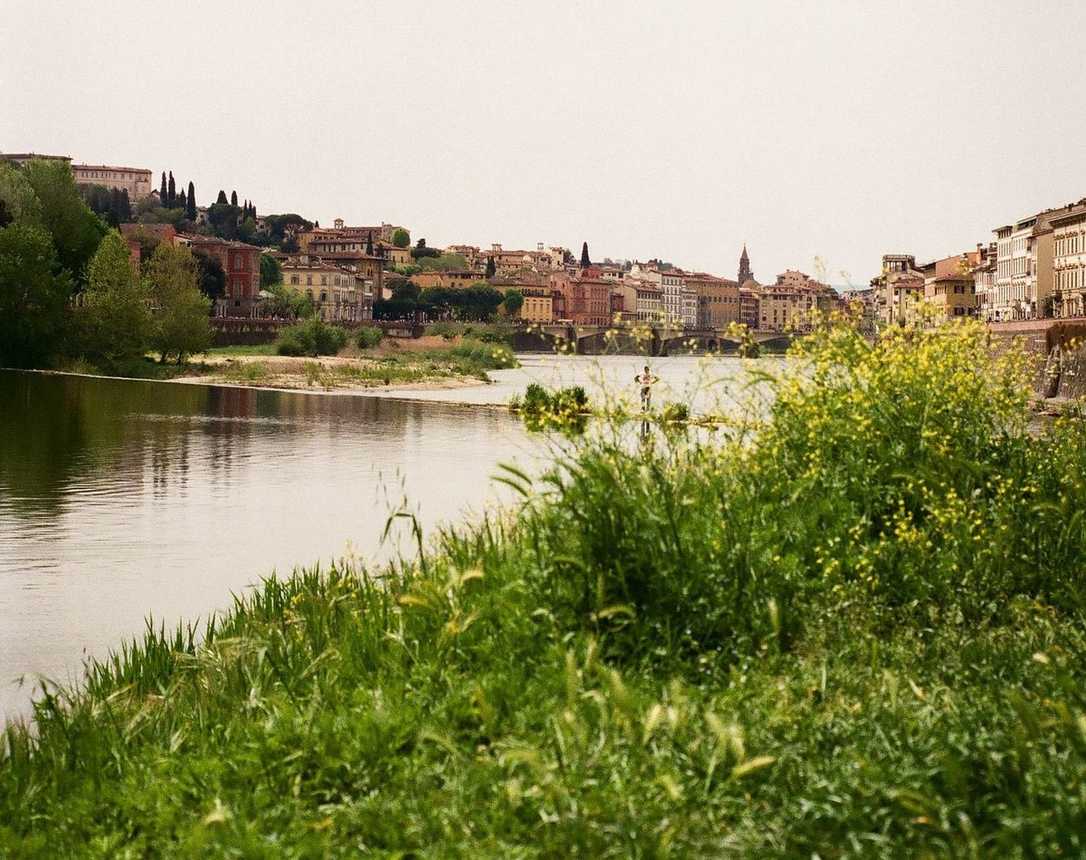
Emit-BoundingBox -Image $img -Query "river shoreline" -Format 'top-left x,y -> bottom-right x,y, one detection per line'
2,359 -> 505,404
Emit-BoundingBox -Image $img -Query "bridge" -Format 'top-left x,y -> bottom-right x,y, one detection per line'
513,324 -> 796,356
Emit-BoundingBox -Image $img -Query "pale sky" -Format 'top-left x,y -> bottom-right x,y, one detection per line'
4,0 -> 1084,285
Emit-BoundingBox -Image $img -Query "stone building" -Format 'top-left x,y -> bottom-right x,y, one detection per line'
737,245 -> 754,285
1050,201 -> 1086,318
280,259 -> 370,322
684,273 -> 740,329
72,163 -> 153,200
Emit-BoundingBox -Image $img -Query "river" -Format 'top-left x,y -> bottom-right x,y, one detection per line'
0,355 -> 771,721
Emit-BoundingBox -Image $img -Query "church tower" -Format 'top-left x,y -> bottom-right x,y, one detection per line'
737,245 -> 754,285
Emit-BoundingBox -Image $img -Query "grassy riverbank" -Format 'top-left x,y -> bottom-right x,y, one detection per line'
53,337 -> 518,393
3,322 -> 1086,856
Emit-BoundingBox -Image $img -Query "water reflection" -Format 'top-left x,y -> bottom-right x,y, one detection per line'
0,370 -> 533,721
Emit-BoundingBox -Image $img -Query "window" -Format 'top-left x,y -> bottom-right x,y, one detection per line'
291,275 -> 299,285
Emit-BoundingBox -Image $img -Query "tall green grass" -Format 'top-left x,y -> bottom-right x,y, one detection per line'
3,321 -> 1086,856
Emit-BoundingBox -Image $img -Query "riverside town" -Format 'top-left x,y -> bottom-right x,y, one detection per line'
3,3 -> 1086,856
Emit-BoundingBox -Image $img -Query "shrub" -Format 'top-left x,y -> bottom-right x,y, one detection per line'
356,326 -> 383,350
425,321 -> 463,340
659,401 -> 690,423
275,318 -> 347,357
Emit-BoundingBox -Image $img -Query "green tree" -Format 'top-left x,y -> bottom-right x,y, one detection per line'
22,159 -> 106,286
216,190 -> 228,205
237,216 -> 257,243
485,255 -> 496,278
265,282 -> 314,319
207,202 -> 240,240
230,190 -> 238,207
392,228 -> 410,248
415,252 -> 469,272
80,230 -> 151,362
260,254 -> 282,288
145,243 -> 211,363
389,278 -> 421,303
0,163 -> 43,227
0,223 -> 73,367
167,172 -> 176,208
503,289 -> 524,316
580,241 -> 590,268
160,172 -> 167,203
186,182 -> 196,220
194,252 -> 226,303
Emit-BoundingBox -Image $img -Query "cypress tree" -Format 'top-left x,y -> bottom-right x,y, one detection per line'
186,182 -> 196,220
120,189 -> 131,223
580,242 -> 590,268
486,256 -> 496,278
160,172 -> 168,204
216,190 -> 228,205
230,190 -> 238,207
167,172 -> 176,208
366,231 -> 374,256
178,188 -> 187,212
108,188 -> 122,226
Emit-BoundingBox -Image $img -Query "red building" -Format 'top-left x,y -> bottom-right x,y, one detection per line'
177,234 -> 262,316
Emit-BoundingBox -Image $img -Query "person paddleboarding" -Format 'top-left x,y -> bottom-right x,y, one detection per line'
635,365 -> 659,412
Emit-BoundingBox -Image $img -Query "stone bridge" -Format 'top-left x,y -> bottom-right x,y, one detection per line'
512,324 -> 796,356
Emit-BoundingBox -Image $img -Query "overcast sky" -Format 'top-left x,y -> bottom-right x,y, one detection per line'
3,0 -> 1084,284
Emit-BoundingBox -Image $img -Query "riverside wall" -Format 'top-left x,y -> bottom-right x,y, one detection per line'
987,319 -> 1086,400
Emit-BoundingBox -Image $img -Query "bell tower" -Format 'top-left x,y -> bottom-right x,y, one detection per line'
737,244 -> 753,285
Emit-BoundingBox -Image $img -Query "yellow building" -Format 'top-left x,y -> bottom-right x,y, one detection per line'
414,270 -> 486,291
518,286 -> 554,323
281,260 -> 368,322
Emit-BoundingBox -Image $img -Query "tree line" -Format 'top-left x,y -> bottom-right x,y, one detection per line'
374,278 -> 523,322
0,159 -> 212,369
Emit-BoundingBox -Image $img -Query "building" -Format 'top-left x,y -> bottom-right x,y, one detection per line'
72,163 -> 153,200
486,243 -> 563,275
413,270 -> 486,291
924,252 -> 979,323
517,286 -> 554,323
297,222 -> 406,253
871,254 -> 925,327
627,264 -> 685,326
684,273 -> 740,329
973,243 -> 998,321
279,258 -> 370,322
737,245 -> 754,285
840,287 -> 876,331
991,208 -> 1063,321
1050,201 -> 1086,318
175,234 -> 262,316
739,285 -> 760,330
680,284 -> 699,329
634,283 -> 663,323
758,270 -> 838,332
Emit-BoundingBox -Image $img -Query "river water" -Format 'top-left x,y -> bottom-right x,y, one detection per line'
0,355 -> 771,721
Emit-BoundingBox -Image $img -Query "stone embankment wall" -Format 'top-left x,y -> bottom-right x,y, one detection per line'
988,320 -> 1086,400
